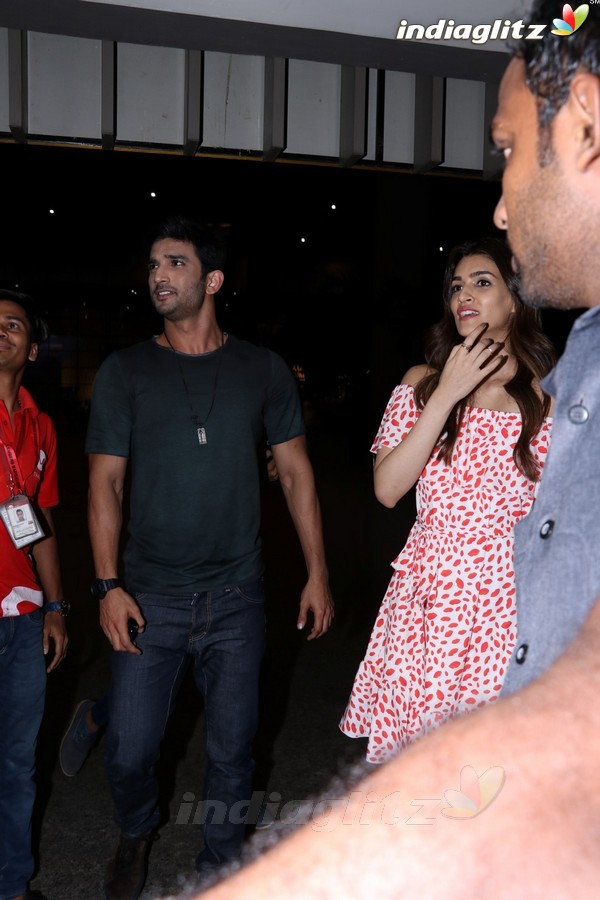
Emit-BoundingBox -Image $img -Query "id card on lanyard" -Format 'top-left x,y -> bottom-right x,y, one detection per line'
0,419 -> 45,549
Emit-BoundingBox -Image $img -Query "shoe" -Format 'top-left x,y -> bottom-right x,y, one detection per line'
104,832 -> 154,900
254,804 -> 275,830
59,699 -> 99,776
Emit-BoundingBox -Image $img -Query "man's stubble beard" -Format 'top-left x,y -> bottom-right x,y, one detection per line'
509,162 -> 578,311
156,279 -> 207,323
163,294 -> 206,322
515,236 -> 582,312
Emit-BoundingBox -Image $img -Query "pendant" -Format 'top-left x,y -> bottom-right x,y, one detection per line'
197,426 -> 207,445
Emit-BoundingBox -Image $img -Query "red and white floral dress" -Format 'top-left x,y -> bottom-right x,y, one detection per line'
340,383 -> 552,763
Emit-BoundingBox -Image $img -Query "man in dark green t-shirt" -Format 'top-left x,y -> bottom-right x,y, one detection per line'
86,216 -> 333,900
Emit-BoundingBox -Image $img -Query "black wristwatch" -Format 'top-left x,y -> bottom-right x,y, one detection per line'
91,578 -> 123,600
44,599 -> 71,616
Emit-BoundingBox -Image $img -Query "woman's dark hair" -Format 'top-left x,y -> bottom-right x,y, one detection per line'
414,237 -> 555,481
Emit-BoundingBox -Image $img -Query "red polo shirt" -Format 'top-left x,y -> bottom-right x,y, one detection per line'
0,387 -> 59,617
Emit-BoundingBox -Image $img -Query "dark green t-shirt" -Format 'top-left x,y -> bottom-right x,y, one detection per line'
86,336 -> 304,591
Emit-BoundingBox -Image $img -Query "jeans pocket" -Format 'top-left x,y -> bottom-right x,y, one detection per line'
25,608 -> 44,626
235,577 -> 265,604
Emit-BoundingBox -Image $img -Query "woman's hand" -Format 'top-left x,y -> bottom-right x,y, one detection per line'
374,329 -> 507,509
436,323 -> 507,406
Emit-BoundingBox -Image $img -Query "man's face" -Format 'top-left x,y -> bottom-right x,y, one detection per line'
0,300 -> 37,372
148,238 -> 206,321
492,58 -> 580,310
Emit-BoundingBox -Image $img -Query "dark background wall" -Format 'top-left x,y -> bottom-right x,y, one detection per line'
2,141 -> 575,434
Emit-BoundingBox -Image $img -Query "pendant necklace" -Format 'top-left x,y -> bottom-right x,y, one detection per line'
162,330 -> 226,446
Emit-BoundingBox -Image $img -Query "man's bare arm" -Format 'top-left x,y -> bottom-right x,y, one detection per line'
204,597 -> 600,897
88,452 -> 144,653
32,507 -> 68,672
271,435 -> 333,639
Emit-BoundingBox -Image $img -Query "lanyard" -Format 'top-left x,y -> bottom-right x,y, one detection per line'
0,414 -> 40,497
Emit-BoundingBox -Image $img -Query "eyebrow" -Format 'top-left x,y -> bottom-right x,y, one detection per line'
452,270 -> 496,281
148,253 -> 189,264
1,314 -> 27,325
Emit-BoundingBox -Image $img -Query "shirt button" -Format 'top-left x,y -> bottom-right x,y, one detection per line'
569,404 -> 589,424
540,519 -> 554,539
515,644 -> 528,664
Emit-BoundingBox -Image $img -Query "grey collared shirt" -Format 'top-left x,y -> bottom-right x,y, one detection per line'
503,305 -> 600,694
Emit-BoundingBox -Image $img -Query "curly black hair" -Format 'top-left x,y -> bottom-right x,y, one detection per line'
515,2 -> 600,160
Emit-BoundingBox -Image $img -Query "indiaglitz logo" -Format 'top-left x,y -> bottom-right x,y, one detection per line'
442,765 -> 505,819
175,765 -> 507,830
552,3 -> 589,35
394,18 -> 546,45
394,4 -> 591,45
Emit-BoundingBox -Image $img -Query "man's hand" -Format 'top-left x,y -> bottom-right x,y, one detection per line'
297,577 -> 334,639
99,586 -> 145,654
43,612 -> 68,672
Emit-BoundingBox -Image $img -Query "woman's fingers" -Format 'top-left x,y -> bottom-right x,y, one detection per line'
459,332 -> 505,371
442,325 -> 508,401
460,322 -> 488,351
476,339 -> 505,369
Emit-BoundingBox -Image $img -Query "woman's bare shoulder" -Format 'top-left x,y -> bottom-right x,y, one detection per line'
401,364 -> 434,387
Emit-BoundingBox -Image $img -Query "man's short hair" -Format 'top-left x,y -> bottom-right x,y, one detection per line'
516,2 -> 600,153
149,216 -> 227,274
0,289 -> 48,343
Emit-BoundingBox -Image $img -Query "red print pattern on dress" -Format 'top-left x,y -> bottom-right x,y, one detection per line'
339,383 -> 551,763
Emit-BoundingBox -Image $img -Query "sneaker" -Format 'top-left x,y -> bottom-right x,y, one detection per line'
59,699 -> 99,776
104,832 -> 154,900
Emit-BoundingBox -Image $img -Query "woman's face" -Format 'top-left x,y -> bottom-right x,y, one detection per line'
449,254 -> 515,342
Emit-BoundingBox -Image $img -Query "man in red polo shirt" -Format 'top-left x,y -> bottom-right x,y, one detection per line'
0,289 -> 68,900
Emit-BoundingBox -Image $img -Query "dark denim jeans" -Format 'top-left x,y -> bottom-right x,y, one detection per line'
105,578 -> 266,868
0,609 -> 46,900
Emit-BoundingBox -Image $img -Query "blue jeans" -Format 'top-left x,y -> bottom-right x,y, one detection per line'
105,579 -> 266,868
0,610 -> 46,900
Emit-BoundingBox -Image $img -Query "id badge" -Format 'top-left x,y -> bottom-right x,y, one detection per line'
0,494 -> 45,548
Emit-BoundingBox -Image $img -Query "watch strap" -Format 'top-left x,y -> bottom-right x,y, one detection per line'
91,577 -> 123,599
44,599 -> 70,616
